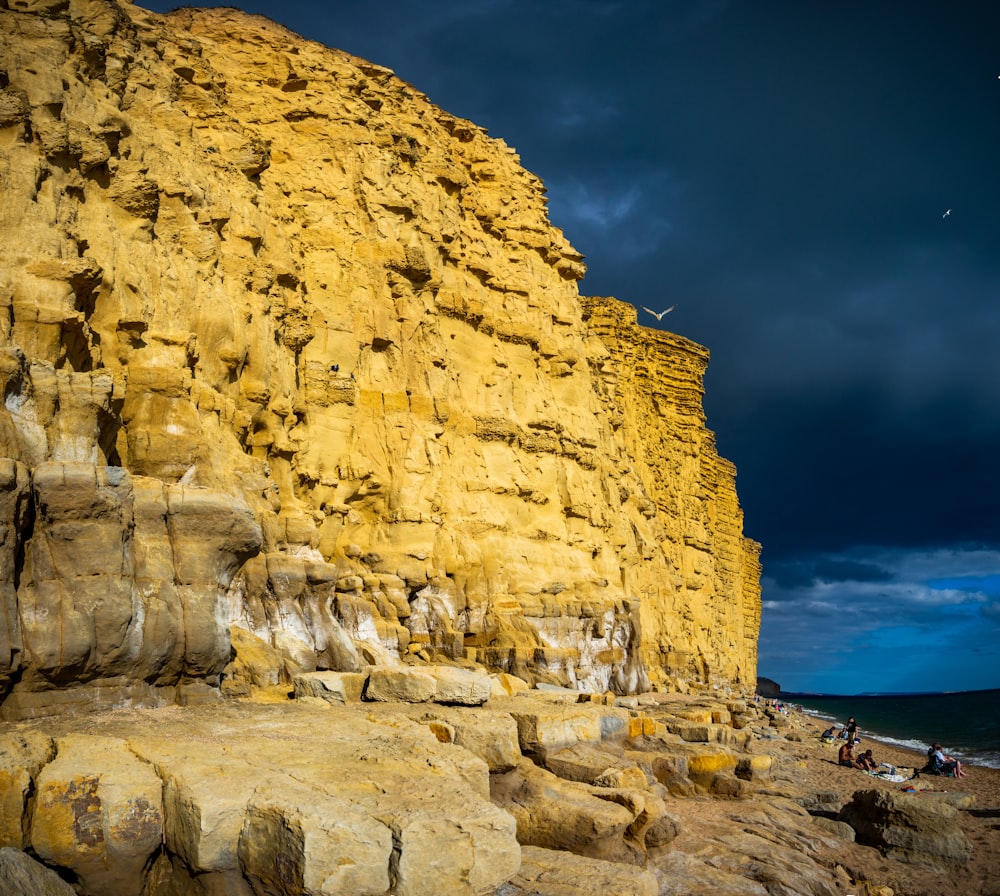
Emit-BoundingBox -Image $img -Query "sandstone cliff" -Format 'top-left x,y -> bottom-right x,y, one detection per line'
0,0 -> 760,718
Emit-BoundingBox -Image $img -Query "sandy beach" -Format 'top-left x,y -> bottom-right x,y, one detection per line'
787,710 -> 1000,895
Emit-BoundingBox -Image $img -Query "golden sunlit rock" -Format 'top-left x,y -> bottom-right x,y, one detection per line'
0,0 -> 759,719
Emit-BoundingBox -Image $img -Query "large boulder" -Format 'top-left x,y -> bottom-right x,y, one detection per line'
490,759 -> 640,864
838,788 -> 973,870
29,735 -> 164,896
293,670 -> 369,704
365,667 -> 437,703
427,666 -> 492,705
398,706 -> 523,773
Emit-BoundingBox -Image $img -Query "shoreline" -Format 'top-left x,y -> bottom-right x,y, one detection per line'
776,707 -> 1000,896
777,692 -> 1000,770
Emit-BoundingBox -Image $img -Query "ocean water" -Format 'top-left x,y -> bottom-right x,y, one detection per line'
782,688 -> 1000,769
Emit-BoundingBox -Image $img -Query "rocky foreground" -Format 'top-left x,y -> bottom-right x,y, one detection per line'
0,674 -> 997,896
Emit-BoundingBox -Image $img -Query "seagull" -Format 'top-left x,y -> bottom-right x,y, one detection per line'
942,209 -> 952,218
641,305 -> 675,321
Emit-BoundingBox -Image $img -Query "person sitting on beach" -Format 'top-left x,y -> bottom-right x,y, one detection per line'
838,740 -> 856,767
856,749 -> 877,772
930,743 -> 967,778
821,726 -> 837,741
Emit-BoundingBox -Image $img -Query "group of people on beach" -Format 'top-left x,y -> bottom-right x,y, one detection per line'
824,715 -> 967,778
827,716 -> 875,770
838,738 -> 878,771
822,716 -> 860,746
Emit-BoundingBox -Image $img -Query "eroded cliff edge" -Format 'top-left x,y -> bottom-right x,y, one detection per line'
0,0 -> 761,718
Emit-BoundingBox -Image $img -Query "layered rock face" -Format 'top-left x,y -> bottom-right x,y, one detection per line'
0,0 -> 760,716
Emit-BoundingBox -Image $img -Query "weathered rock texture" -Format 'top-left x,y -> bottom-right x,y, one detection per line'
0,0 -> 760,716
838,788 -> 973,871
1,701 -> 523,896
3,692 -> 961,896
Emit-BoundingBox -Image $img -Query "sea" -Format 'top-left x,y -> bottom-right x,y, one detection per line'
781,688 -> 1000,769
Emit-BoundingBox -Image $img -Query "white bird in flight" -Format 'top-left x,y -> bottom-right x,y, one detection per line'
641,305 -> 675,321
942,209 -> 952,218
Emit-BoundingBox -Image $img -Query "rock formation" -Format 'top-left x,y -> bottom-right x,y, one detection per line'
2,689 -> 974,896
0,692 -> 811,895
5,8 -> 990,896
0,0 -> 760,718
839,788 -> 973,871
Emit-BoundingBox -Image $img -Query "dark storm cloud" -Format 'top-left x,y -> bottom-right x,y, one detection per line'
758,546 -> 1000,693
139,0 -> 1000,692
770,557 -> 894,591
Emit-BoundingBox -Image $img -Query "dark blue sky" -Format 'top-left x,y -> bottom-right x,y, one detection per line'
141,1 -> 1000,695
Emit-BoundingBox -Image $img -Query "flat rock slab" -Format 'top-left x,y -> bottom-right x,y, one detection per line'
502,845 -> 657,896
11,703 -> 519,896
502,703 -> 631,753
539,742 -> 640,785
427,666 -> 492,705
366,667 -> 437,703
366,704 -> 522,773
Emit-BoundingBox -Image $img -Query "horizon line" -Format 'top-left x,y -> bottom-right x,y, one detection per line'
778,686 -> 1000,698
